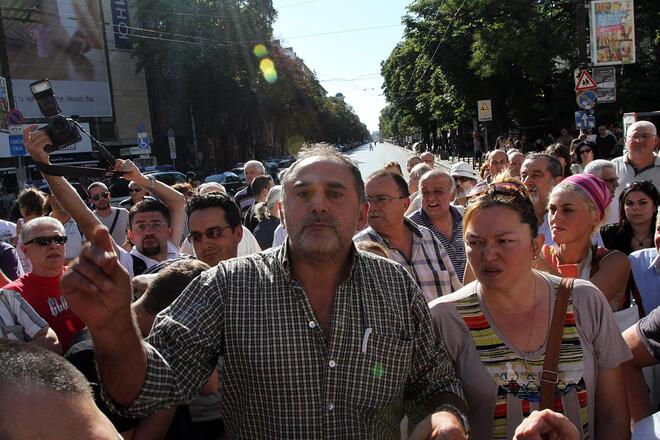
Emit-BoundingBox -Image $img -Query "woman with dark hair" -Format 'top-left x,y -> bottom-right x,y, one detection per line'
600,181 -> 660,255
429,175 -> 630,439
545,143 -> 572,178
569,141 -> 595,175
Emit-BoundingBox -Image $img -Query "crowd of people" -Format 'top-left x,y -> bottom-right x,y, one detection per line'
0,120 -> 657,439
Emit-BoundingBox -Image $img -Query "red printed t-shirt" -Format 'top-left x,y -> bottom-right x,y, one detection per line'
4,270 -> 84,351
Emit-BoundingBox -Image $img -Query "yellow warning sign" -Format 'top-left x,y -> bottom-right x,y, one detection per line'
478,99 -> 492,122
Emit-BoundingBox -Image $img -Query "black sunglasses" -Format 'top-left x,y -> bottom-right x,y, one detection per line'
187,226 -> 233,243
91,192 -> 110,201
579,148 -> 592,154
128,188 -> 144,193
25,235 -> 68,246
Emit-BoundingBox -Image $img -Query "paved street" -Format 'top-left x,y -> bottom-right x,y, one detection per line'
347,142 -> 455,180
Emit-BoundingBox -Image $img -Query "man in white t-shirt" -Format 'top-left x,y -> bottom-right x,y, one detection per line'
87,182 -> 130,246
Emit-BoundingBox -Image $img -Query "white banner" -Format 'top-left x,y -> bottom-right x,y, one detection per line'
0,122 -> 93,158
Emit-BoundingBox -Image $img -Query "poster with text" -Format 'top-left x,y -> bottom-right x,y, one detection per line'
590,0 -> 636,66
2,0 -> 112,118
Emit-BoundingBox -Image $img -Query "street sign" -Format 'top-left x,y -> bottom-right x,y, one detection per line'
121,147 -> 143,156
137,131 -> 150,150
8,126 -> 25,156
575,70 -> 598,91
477,99 -> 492,122
592,67 -> 616,103
5,108 -> 24,127
575,110 -> 596,129
576,90 -> 598,110
168,136 -> 176,159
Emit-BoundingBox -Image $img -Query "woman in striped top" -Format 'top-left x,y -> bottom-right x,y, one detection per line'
429,177 -> 631,440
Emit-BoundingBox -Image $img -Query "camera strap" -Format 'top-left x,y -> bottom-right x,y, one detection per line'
36,122 -> 127,178
34,161 -> 124,178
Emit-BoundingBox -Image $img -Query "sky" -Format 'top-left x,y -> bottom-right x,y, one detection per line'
271,0 -> 411,133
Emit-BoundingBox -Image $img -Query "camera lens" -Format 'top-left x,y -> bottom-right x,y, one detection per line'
49,115 -> 73,143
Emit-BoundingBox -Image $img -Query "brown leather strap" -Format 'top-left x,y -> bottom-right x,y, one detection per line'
540,277 -> 574,411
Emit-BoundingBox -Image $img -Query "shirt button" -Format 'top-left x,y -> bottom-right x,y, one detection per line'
328,403 -> 335,411
308,321 -> 316,329
329,360 -> 336,368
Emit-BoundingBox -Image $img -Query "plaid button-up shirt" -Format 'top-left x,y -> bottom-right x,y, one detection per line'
103,242 -> 464,439
409,207 -> 466,281
354,219 -> 462,302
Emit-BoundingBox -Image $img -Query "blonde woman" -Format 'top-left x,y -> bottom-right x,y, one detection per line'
542,174 -> 631,313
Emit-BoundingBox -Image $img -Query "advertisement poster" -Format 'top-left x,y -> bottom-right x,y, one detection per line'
1,0 -> 112,118
590,0 -> 636,66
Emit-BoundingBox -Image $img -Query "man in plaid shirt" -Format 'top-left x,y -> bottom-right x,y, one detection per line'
61,146 -> 468,439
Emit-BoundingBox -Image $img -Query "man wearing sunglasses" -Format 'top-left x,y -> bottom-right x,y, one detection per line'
23,125 -> 186,278
119,181 -> 155,211
88,182 -> 130,246
185,193 -> 243,267
4,217 -> 84,351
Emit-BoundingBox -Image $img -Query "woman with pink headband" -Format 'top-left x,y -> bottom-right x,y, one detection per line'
542,173 -> 633,315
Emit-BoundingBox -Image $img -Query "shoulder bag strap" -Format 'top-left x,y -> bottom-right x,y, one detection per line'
108,209 -> 120,235
540,277 -> 574,411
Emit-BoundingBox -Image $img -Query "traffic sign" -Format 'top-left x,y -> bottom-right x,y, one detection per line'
575,110 -> 595,129
575,70 -> 598,91
6,108 -> 24,126
477,99 -> 492,122
8,125 -> 25,156
168,136 -> 176,159
576,90 -> 598,110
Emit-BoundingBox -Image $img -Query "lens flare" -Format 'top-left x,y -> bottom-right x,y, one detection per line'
253,44 -> 269,58
260,58 -> 278,84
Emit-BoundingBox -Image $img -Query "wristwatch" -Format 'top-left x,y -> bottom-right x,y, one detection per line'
436,404 -> 470,437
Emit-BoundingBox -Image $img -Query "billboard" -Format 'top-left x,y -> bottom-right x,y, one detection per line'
2,0 -> 113,118
0,122 -> 93,158
590,0 -> 636,66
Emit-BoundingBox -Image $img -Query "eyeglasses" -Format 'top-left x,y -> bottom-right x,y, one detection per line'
25,235 -> 68,246
131,221 -> 166,232
366,195 -> 407,206
187,226 -> 233,243
91,192 -> 110,201
128,187 -> 144,193
628,134 -> 655,141
579,149 -> 592,154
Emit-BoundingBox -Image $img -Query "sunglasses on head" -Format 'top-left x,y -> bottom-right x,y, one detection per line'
25,235 -> 68,246
91,192 -> 110,201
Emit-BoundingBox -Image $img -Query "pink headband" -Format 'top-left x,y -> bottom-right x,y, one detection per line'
562,174 -> 610,220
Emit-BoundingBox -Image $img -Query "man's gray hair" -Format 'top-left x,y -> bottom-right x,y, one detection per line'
21,216 -> 65,243
409,163 -> 432,181
420,169 -> 456,195
244,160 -> 266,173
627,120 -> 657,137
266,185 -> 282,211
281,144 -> 366,203
583,159 -> 615,178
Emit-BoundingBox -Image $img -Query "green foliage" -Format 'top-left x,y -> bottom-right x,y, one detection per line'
131,0 -> 368,167
381,0 -> 660,144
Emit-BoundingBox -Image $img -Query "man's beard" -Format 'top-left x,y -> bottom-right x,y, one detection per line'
288,214 -> 347,262
141,242 -> 162,257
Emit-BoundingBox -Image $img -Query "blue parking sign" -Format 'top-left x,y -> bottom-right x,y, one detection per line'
8,127 -> 25,156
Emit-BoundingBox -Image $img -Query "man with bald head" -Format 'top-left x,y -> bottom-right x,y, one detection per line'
507,150 -> 524,178
484,149 -> 509,182
420,151 -> 435,168
611,121 -> 660,219
234,160 -> 267,213
409,170 -> 466,280
61,145 -> 469,439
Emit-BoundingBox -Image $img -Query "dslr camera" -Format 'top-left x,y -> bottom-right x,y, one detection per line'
29,79 -> 81,152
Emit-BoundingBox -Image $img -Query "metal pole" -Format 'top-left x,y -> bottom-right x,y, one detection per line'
576,0 -> 588,65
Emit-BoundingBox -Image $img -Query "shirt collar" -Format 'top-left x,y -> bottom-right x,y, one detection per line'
130,241 -> 179,267
652,252 -> 660,271
278,238 -> 361,285
623,154 -> 660,173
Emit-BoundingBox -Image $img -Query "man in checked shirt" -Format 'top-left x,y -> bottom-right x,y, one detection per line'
61,145 -> 469,439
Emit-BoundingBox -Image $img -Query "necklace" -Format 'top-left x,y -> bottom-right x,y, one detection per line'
632,230 -> 653,246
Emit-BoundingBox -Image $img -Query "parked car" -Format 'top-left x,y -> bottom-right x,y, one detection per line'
143,171 -> 187,186
204,171 -> 245,195
230,167 -> 246,183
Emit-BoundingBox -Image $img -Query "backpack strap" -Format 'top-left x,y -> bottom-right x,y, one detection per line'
108,209 -> 120,235
540,277 -> 574,411
131,254 -> 148,276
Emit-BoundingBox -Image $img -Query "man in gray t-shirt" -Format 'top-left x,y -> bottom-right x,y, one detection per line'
87,182 -> 129,245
